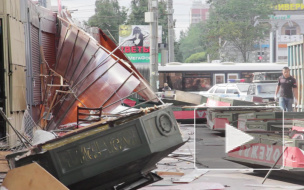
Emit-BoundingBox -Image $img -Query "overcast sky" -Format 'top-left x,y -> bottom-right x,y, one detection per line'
50,0 -> 207,39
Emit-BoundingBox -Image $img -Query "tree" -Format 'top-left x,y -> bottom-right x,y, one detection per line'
185,52 -> 207,63
174,41 -> 183,62
87,0 -> 127,43
206,0 -> 285,62
126,0 -> 148,25
178,22 -> 207,62
126,0 -> 168,45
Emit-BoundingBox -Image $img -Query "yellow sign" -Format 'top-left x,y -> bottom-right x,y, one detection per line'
275,4 -> 304,11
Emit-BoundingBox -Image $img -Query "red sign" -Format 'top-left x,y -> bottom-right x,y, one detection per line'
120,46 -> 150,53
228,143 -> 304,168
228,143 -> 283,166
173,110 -> 207,120
206,99 -> 231,106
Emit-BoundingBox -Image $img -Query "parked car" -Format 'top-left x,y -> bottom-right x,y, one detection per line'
246,82 -> 277,102
197,83 -> 251,98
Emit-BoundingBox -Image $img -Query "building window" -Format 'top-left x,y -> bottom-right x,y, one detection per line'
285,27 -> 296,35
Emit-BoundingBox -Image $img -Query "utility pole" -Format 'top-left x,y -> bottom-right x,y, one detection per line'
146,0 -> 159,92
168,0 -> 174,62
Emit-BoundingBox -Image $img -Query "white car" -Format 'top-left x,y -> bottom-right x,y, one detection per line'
198,83 -> 251,98
246,82 -> 277,102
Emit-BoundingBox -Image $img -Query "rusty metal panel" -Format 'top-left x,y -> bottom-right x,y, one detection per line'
46,18 -> 158,129
31,24 -> 41,105
10,65 -> 26,111
9,18 -> 26,66
41,31 -> 56,68
38,6 -> 57,34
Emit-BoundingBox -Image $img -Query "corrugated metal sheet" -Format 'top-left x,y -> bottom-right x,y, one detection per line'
9,17 -> 26,66
288,41 -> 304,112
41,32 -> 56,67
11,65 -> 26,111
41,31 -> 56,102
31,24 -> 41,105
47,17 -> 157,129
5,0 -> 21,20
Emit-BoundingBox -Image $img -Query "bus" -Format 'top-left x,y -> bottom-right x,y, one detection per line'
252,71 -> 281,82
158,62 -> 286,92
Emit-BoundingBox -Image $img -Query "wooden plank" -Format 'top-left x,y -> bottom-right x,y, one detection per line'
0,151 -> 12,159
172,170 -> 208,184
2,163 -> 68,190
0,163 -> 10,172
155,171 -> 184,176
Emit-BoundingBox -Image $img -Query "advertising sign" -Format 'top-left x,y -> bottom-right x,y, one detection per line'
119,25 -> 162,47
125,53 -> 161,64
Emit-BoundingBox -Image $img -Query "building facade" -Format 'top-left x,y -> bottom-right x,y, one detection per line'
272,4 -> 304,62
220,3 -> 304,63
190,0 -> 209,25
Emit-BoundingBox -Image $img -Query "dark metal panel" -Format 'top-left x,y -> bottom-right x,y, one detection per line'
31,24 -> 41,105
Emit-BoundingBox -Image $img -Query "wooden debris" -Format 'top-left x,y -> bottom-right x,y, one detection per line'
156,171 -> 184,176
0,151 -> 11,172
2,163 -> 68,190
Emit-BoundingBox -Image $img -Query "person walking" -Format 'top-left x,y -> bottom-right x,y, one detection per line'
274,67 -> 298,112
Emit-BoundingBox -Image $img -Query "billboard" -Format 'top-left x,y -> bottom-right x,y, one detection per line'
125,53 -> 161,64
119,25 -> 162,47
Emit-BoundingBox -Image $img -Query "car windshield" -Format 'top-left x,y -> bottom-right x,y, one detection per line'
256,83 -> 276,94
236,84 -> 250,92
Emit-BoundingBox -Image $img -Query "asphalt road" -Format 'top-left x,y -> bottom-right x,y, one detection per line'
195,125 -> 248,169
141,124 -> 304,190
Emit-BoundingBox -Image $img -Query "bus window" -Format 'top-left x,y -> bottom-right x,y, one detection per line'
184,77 -> 211,91
253,72 -> 281,81
241,72 -> 254,83
159,72 -> 182,91
214,74 -> 225,84
228,73 -> 238,80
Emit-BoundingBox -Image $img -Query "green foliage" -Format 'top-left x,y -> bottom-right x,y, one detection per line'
185,52 -> 207,63
127,0 -> 168,44
178,22 -> 207,62
174,41 -> 183,62
126,0 -> 148,25
205,0 -> 279,62
88,0 -> 127,43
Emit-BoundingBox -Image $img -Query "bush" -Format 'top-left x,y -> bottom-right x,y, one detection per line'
185,52 -> 207,63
